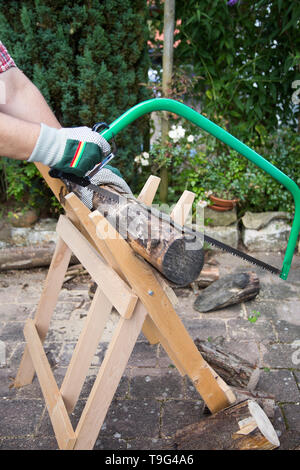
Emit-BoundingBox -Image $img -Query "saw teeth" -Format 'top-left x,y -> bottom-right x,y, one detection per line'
204,235 -> 280,276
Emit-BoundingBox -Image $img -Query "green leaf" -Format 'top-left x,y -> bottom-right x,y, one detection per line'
206,89 -> 213,100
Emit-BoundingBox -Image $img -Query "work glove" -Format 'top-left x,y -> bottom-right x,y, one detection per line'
78,164 -> 133,209
27,123 -> 112,177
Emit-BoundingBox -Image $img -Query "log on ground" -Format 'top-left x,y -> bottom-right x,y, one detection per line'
0,244 -> 78,271
231,388 -> 276,419
194,339 -> 260,389
170,399 -> 279,450
194,271 -> 260,312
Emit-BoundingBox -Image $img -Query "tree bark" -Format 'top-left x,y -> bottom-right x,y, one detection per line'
169,399 -> 279,450
160,0 -> 175,202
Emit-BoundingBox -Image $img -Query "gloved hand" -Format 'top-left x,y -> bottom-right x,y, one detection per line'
78,164 -> 133,209
27,123 -> 112,177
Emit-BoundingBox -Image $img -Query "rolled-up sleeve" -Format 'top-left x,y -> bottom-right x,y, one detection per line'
0,41 -> 16,73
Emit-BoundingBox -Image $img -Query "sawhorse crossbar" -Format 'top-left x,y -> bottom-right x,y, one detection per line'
14,175 -> 235,450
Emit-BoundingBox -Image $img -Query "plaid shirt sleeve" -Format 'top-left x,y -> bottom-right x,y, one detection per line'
0,41 -> 16,73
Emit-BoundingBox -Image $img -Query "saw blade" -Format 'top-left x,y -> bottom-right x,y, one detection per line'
203,234 -> 281,275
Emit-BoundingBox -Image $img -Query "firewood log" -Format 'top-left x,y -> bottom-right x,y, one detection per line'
0,244 -> 77,271
169,399 -> 279,450
65,184 -> 205,286
194,339 -> 260,389
194,271 -> 260,312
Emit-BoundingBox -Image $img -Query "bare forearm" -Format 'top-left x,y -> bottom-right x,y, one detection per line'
0,67 -> 61,128
0,67 -> 61,161
0,112 -> 40,160
0,66 -> 112,177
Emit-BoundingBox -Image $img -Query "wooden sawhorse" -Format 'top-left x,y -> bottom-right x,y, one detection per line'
14,175 -> 235,450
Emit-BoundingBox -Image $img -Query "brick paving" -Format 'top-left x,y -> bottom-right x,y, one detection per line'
0,251 -> 299,450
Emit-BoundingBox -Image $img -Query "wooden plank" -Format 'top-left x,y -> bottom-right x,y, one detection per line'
138,175 -> 177,345
137,175 -> 161,205
56,215 -> 137,319
140,187 -> 194,376
24,319 -> 76,450
63,192 -> 165,356
89,211 -> 232,414
34,162 -> 66,203
64,193 -> 120,273
14,236 -> 72,388
74,299 -> 147,450
60,287 -> 112,413
170,190 -> 195,226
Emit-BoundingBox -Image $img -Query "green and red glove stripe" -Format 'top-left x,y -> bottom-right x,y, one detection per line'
70,141 -> 87,168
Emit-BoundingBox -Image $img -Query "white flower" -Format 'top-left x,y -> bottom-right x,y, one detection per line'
141,157 -> 149,166
168,125 -> 186,142
168,129 -> 179,142
187,135 -> 195,143
135,153 -> 149,166
176,125 -> 186,138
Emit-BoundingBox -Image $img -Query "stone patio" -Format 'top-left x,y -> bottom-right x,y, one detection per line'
0,251 -> 299,450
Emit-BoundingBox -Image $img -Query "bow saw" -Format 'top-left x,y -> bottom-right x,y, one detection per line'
52,98 -> 300,281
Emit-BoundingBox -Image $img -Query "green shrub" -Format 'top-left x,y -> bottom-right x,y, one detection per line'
174,0 -> 300,142
135,121 -> 299,215
186,127 -> 299,215
0,0 -> 150,212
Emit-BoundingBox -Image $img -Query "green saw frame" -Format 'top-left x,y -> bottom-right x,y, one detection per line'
100,98 -> 300,281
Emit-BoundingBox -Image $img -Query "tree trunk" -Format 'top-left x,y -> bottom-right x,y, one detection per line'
160,0 -> 175,202
170,399 -> 279,450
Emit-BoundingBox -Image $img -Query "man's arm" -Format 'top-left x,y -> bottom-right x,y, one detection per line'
0,67 -> 60,161
0,67 -> 61,129
0,45 -> 116,180
0,67 -> 112,176
0,111 -> 40,160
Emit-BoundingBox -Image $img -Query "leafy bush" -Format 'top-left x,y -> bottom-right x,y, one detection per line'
0,0 -> 150,212
173,0 -> 300,142
135,122 -> 300,215
0,158 -> 62,216
188,127 -> 299,214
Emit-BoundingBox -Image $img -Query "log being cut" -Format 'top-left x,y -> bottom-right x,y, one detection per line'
63,183 -> 205,286
61,171 -> 282,283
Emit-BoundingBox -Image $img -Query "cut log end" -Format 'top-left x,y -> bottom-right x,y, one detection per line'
162,238 -> 205,286
247,400 -> 279,448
